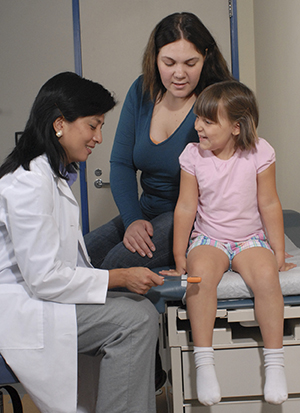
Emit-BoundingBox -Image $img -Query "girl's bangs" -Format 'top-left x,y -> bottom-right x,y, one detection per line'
194,92 -> 219,122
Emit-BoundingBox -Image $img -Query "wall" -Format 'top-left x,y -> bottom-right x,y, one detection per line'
237,0 -> 300,213
0,1 -> 81,206
236,0 -> 256,93
254,0 -> 300,213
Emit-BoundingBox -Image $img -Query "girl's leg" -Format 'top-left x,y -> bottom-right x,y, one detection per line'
186,246 -> 229,406
232,248 -> 287,404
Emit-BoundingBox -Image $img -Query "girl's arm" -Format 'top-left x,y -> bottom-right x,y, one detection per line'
173,169 -> 199,274
257,163 -> 296,271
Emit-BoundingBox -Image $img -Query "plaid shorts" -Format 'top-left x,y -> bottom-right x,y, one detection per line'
188,231 -> 273,270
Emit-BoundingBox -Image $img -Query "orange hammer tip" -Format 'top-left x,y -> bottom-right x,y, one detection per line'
186,276 -> 202,283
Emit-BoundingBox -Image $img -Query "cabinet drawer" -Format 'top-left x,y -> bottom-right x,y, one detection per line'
182,345 -> 300,400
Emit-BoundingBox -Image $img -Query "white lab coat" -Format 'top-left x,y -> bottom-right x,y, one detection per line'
0,155 -> 109,413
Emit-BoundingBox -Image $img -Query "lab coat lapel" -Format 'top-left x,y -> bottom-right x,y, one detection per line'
56,176 -> 92,267
56,177 -> 78,206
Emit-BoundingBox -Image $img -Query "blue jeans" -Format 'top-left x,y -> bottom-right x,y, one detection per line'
84,211 -> 175,269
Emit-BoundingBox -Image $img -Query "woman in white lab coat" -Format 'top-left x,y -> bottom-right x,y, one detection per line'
0,72 -> 163,413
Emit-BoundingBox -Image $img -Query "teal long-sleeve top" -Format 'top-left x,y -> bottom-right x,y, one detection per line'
110,76 -> 198,229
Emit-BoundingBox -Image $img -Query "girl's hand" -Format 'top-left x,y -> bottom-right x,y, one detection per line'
276,250 -> 296,272
123,220 -> 156,258
279,261 -> 297,272
159,269 -> 182,276
159,256 -> 187,277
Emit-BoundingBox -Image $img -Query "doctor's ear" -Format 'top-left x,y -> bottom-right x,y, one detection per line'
53,117 -> 64,138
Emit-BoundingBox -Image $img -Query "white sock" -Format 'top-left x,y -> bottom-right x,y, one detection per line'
263,347 -> 288,404
194,346 -> 221,406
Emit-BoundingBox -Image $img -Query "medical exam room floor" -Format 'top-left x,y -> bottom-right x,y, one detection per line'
3,386 -> 169,412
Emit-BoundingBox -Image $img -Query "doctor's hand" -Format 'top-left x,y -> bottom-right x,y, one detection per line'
123,220 -> 156,258
108,267 -> 164,295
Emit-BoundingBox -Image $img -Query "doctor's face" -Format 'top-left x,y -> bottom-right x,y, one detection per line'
58,114 -> 105,164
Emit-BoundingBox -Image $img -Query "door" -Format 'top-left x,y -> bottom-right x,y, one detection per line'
80,0 -> 232,231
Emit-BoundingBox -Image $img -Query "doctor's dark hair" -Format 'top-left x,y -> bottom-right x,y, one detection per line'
194,80 -> 259,151
142,12 -> 233,102
0,71 -> 116,179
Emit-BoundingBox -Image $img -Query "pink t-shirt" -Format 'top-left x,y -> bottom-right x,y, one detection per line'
179,138 -> 276,243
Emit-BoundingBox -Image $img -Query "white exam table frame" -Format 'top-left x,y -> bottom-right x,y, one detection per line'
146,209 -> 300,413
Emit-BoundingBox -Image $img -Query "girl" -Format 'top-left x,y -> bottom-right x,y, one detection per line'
169,80 -> 296,406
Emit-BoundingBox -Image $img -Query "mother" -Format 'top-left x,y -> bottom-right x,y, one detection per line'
85,12 -> 233,270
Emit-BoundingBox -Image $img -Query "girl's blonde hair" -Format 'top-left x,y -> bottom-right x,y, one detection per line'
194,80 -> 259,151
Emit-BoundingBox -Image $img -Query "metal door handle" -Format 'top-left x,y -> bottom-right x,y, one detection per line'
94,179 -> 110,189
93,169 -> 110,188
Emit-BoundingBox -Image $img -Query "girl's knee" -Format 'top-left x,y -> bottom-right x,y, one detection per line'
255,265 -> 280,287
187,261 -> 224,290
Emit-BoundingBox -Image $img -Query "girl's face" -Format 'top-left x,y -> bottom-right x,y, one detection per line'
194,105 -> 240,159
54,114 -> 105,164
157,39 -> 205,100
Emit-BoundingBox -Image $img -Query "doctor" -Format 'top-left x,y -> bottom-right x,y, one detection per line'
0,72 -> 163,413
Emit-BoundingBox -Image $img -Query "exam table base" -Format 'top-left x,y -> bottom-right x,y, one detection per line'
163,303 -> 300,413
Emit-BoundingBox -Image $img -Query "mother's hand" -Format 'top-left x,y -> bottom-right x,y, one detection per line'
123,219 -> 156,258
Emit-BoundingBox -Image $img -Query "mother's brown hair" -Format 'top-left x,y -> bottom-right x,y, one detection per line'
142,12 -> 233,102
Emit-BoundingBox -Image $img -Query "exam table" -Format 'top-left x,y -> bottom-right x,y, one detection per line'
146,209 -> 300,413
